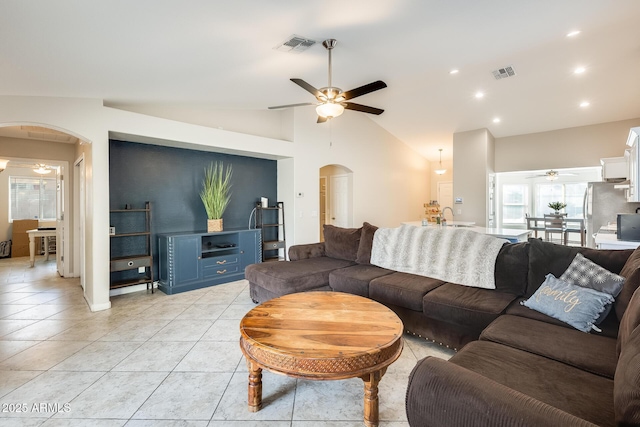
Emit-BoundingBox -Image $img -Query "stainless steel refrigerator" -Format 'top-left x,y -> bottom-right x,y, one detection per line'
584,182 -> 640,248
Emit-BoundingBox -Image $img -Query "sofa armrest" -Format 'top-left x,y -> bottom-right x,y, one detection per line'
406,357 -> 597,427
288,242 -> 326,261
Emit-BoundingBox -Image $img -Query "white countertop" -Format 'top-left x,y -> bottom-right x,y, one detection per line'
594,232 -> 640,249
403,221 -> 531,241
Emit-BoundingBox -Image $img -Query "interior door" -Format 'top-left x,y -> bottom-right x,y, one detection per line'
75,156 -> 86,290
56,165 -> 64,275
330,175 -> 349,227
319,176 -> 327,241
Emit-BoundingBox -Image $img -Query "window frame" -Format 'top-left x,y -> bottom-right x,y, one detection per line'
9,175 -> 57,222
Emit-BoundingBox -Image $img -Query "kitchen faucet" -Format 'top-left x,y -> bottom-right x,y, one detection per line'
441,207 -> 454,221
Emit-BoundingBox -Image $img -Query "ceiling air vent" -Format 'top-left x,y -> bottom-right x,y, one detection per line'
273,35 -> 316,53
492,65 -> 517,80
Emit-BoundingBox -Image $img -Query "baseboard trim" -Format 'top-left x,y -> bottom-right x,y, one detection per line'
109,281 -> 159,297
87,298 -> 111,312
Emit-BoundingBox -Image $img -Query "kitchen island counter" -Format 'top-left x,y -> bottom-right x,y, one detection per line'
403,222 -> 531,243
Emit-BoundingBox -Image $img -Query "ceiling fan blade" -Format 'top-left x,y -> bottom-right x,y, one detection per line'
340,80 -> 387,101
317,116 -> 328,124
268,102 -> 315,110
290,78 -> 325,100
343,102 -> 384,115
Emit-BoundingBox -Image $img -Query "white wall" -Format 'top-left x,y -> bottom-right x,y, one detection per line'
289,107 -> 430,244
495,118 -> 640,172
453,128 -> 494,226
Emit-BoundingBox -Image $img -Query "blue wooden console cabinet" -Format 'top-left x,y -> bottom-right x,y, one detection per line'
158,228 -> 261,295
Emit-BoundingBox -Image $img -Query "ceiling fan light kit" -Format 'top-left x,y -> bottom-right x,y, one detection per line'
269,39 -> 387,123
33,164 -> 52,174
316,102 -> 344,119
0,159 -> 8,173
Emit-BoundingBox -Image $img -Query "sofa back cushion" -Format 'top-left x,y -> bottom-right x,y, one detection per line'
323,224 -> 362,262
614,324 -> 640,425
526,238 -> 632,297
494,241 -> 529,295
356,222 -> 378,265
617,286 -> 640,357
616,246 -> 640,321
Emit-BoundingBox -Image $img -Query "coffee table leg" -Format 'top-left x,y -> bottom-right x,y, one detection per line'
247,360 -> 263,412
360,367 -> 387,427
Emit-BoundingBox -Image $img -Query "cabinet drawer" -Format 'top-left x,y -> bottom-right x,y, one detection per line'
111,256 -> 151,272
263,240 -> 285,250
201,255 -> 239,268
202,265 -> 240,278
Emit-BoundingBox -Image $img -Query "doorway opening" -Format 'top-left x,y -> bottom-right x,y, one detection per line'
319,164 -> 353,241
0,123 -> 89,283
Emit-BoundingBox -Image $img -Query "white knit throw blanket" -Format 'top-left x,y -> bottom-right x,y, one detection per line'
370,224 -> 508,289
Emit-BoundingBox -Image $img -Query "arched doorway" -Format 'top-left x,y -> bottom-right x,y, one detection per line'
319,164 -> 353,240
0,123 -> 90,282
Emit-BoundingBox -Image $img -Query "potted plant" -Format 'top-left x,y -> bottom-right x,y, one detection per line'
200,161 -> 233,232
548,201 -> 567,215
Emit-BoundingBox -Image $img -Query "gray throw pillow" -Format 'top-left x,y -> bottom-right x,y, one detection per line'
560,253 -> 625,325
523,274 -> 614,333
560,253 -> 625,296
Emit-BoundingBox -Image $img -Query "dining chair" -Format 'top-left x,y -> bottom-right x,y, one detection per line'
544,214 -> 567,245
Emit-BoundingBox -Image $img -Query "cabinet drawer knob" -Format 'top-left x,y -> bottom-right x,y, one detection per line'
217,269 -> 227,274
127,261 -> 134,267
216,260 -> 227,265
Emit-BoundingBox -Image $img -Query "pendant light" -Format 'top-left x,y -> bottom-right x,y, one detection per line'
435,149 -> 446,175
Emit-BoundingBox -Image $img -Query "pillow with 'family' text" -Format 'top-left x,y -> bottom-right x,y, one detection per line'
522,273 -> 614,332
559,253 -> 625,324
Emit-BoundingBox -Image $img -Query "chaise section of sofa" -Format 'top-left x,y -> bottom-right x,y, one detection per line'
245,224 -> 364,303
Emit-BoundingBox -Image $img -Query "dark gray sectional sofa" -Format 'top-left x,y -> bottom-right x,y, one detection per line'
245,222 -> 640,425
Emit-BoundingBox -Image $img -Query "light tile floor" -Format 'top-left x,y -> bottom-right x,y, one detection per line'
0,256 -> 454,426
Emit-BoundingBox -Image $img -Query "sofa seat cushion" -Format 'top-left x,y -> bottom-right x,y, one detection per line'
369,272 -> 445,312
451,341 -> 615,426
506,297 -> 620,338
422,283 -> 517,328
329,264 -> 393,297
480,315 -> 618,378
245,257 -> 355,296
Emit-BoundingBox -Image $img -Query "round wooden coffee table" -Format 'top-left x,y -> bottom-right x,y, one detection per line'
239,291 -> 404,427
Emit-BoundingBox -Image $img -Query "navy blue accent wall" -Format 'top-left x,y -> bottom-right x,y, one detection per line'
109,140 -> 277,280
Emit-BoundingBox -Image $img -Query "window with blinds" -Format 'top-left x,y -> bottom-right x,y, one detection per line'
9,176 -> 56,221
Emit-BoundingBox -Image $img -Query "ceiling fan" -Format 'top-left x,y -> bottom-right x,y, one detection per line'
526,170 -> 577,181
10,162 -> 56,174
269,39 -> 387,123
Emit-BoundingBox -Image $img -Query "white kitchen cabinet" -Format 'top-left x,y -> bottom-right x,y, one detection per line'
601,157 -> 627,181
626,127 -> 640,202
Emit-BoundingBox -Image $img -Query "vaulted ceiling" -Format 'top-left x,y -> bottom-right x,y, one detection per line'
1,1 -> 639,161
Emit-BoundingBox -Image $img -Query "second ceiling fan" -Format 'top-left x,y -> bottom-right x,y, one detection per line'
269,39 -> 387,123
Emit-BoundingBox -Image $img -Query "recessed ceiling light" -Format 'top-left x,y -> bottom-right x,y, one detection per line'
567,30 -> 581,37
492,117 -> 501,123
574,66 -> 586,74
449,69 -> 459,75
580,101 -> 590,108
475,91 -> 484,99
